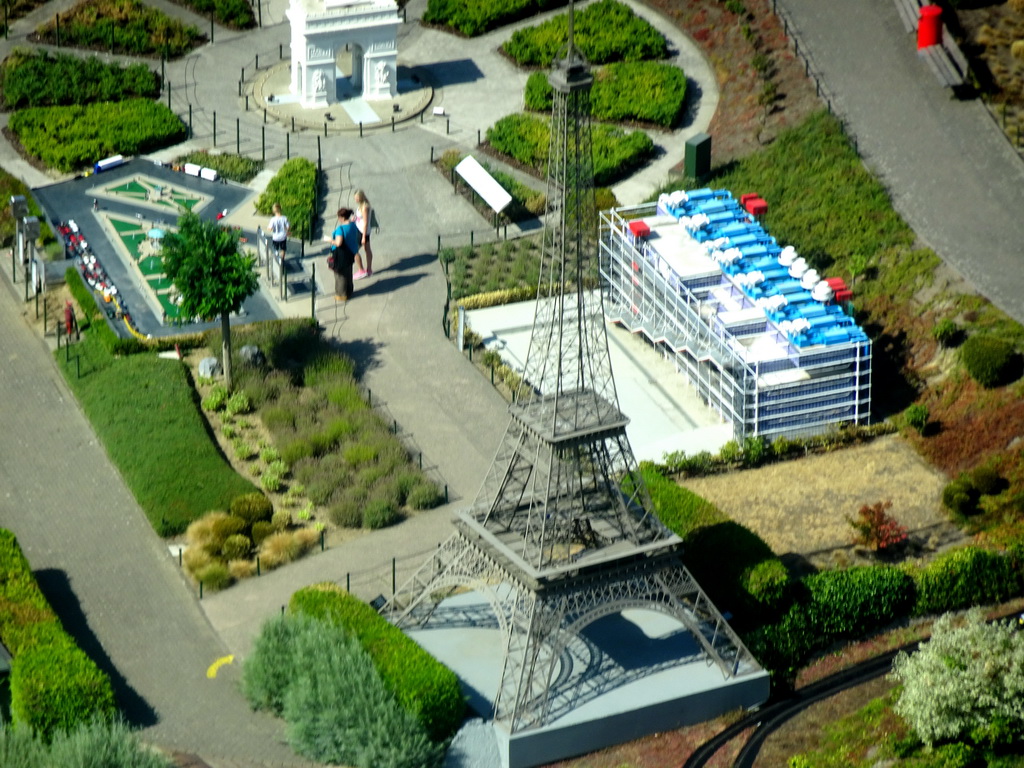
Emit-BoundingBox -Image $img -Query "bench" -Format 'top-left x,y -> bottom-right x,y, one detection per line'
919,41 -> 968,88
893,0 -> 971,90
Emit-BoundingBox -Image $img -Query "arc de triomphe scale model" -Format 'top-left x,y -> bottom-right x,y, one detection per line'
287,0 -> 399,108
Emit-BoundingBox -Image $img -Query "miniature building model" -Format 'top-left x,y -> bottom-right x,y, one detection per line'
386,14 -> 766,767
287,0 -> 400,107
600,189 -> 872,441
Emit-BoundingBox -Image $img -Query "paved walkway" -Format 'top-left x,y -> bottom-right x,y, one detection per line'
0,0 -> 718,766
777,0 -> 1024,327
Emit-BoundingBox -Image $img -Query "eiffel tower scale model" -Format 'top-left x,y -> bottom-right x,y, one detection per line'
385,6 -> 768,765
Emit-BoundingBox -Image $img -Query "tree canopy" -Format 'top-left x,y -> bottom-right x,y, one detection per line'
161,213 -> 259,389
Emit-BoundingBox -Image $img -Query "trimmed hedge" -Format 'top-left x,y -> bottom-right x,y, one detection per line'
908,546 -> 1021,616
802,566 -> 914,638
641,464 -> 789,624
0,49 -> 159,109
10,99 -> 185,173
423,0 -> 562,37
254,158 -> 318,242
0,530 -> 115,740
502,0 -> 667,66
525,62 -> 687,128
486,112 -> 655,186
960,333 -> 1017,388
289,583 -> 465,741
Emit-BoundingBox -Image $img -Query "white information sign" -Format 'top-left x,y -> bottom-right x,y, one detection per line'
454,156 -> 512,214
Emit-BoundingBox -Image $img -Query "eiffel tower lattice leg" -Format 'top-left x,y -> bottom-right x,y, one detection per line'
386,533 -> 513,634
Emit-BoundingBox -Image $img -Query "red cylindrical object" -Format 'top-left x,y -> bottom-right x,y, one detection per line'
918,5 -> 942,49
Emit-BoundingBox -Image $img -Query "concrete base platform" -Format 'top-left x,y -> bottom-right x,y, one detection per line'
411,591 -> 770,768
466,299 -> 734,462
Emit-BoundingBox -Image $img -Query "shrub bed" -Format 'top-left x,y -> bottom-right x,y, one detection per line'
254,158 -> 318,241
0,719 -> 171,767
525,62 -> 687,128
423,0 -> 563,37
436,149 -> 546,222
0,49 -> 159,109
32,0 -> 202,57
503,0 -> 667,66
290,583 -> 465,741
173,150 -> 263,184
244,612 -> 444,767
56,330 -> 258,535
486,112 -> 655,186
0,530 -> 116,740
10,99 -> 185,173
175,0 -> 255,29
214,320 -> 441,530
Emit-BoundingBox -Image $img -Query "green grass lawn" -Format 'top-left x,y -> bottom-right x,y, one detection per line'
56,333 -> 256,535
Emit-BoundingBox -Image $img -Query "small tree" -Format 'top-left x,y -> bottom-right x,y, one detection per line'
161,213 -> 259,390
890,608 -> 1024,747
847,500 -> 908,551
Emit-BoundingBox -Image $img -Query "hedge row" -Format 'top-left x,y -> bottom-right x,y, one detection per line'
0,529 -> 116,739
0,49 -> 159,109
961,333 -> 1019,388
746,546 -> 1023,681
289,583 -> 465,741
423,0 -> 563,37
10,99 -> 185,173
502,0 -> 667,66
32,0 -> 203,57
525,62 -> 687,128
486,112 -> 654,186
640,464 -> 1024,682
254,158 -> 318,242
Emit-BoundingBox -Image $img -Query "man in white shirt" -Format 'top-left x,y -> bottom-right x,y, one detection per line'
269,202 -> 290,260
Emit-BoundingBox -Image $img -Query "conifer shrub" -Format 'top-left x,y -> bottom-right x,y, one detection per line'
960,334 -> 1017,387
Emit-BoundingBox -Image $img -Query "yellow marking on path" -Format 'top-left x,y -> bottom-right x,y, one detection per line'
206,654 -> 235,678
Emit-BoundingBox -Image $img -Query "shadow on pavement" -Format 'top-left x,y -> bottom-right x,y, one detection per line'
387,252 -> 438,273
420,58 -> 485,87
328,336 -> 384,378
34,568 -> 157,728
